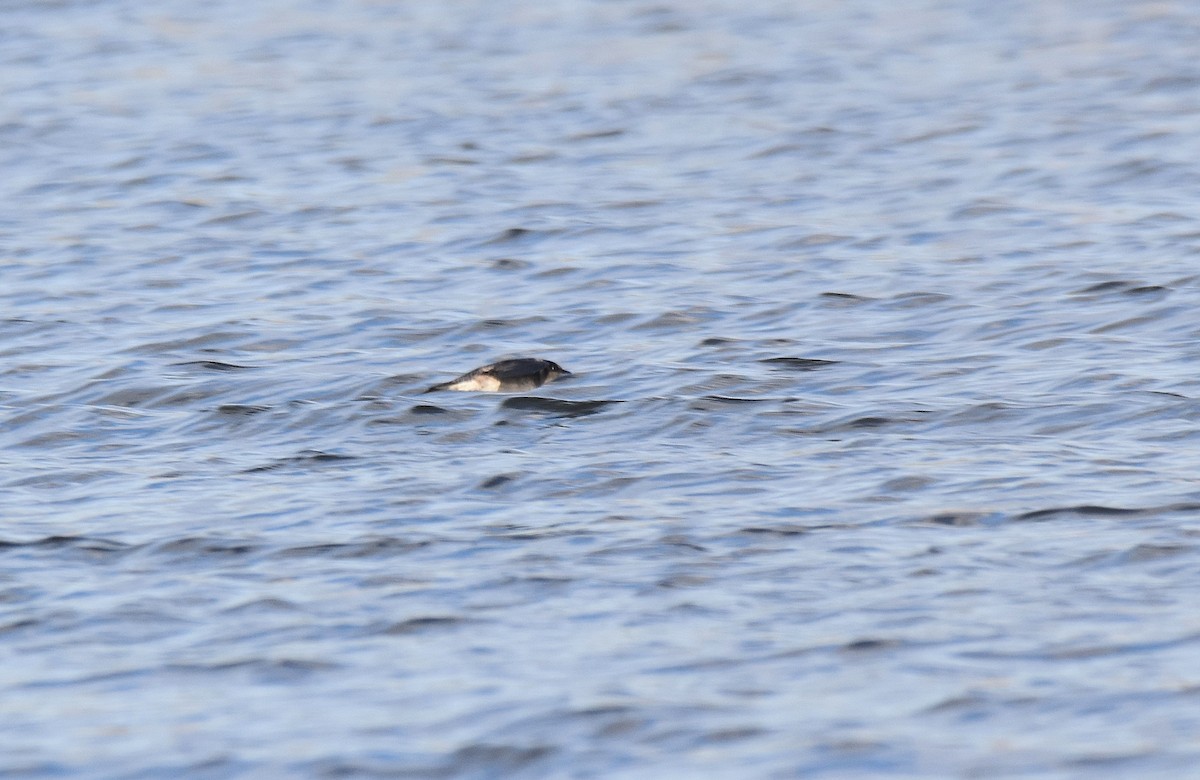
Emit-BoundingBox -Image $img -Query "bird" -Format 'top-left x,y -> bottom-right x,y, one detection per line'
425,358 -> 572,393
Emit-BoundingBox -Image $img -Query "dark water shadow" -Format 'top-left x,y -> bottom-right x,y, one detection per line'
500,397 -> 622,417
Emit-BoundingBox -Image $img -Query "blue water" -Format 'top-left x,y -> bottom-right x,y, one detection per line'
4,0 -> 1200,777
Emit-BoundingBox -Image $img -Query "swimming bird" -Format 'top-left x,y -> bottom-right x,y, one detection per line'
425,358 -> 572,393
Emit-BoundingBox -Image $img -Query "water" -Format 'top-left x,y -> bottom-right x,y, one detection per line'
4,0 -> 1200,776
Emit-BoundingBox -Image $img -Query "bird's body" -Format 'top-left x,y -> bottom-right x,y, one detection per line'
426,358 -> 571,393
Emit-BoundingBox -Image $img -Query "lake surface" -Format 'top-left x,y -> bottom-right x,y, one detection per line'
4,0 -> 1200,777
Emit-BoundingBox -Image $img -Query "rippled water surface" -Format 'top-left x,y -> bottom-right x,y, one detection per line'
5,0 -> 1200,777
